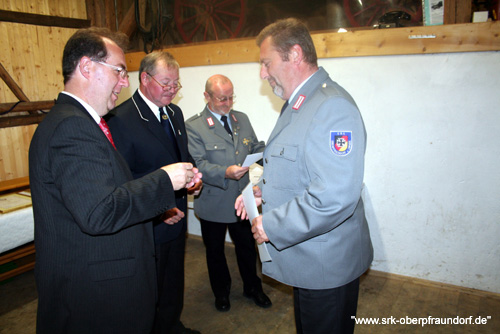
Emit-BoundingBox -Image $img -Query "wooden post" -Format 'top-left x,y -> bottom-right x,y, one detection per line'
0,63 -> 36,115
445,0 -> 473,24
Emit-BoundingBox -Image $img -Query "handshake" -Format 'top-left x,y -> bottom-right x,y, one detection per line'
161,162 -> 202,191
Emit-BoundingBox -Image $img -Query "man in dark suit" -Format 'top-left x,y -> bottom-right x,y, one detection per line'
107,51 -> 201,334
29,28 -> 201,334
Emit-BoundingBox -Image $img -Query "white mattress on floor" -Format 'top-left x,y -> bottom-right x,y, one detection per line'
0,207 -> 34,254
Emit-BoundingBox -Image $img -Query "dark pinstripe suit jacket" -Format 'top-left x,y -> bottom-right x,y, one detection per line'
29,93 -> 177,334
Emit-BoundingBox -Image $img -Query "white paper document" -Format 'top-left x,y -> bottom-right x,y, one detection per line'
242,182 -> 272,262
242,152 -> 263,167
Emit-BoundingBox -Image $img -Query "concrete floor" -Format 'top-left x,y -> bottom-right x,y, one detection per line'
1,236 -> 499,333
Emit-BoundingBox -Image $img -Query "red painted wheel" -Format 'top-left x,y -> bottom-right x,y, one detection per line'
343,0 -> 422,27
174,0 -> 246,43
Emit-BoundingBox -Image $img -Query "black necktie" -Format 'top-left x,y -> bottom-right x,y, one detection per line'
280,101 -> 289,117
159,107 -> 181,160
221,115 -> 233,140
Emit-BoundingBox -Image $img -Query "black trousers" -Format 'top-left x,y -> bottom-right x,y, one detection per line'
294,277 -> 360,334
200,219 -> 262,298
153,232 -> 186,334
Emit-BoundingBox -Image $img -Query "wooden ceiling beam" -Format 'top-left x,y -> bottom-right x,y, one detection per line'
0,114 -> 46,128
0,101 -> 54,114
86,0 -> 118,31
119,3 -> 137,38
0,9 -> 90,28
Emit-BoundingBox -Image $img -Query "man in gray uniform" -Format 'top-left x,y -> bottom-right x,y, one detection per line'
185,74 -> 271,312
236,18 -> 373,334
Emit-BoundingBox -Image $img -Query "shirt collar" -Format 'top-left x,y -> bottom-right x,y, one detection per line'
138,88 -> 162,122
288,70 -> 317,104
61,91 -> 100,124
207,105 -> 230,123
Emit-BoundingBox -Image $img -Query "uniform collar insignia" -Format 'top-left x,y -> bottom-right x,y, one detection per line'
292,95 -> 306,110
206,117 -> 215,127
230,113 -> 238,123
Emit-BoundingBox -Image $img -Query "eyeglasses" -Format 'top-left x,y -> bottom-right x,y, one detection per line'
92,60 -> 129,79
209,93 -> 236,103
147,73 -> 182,91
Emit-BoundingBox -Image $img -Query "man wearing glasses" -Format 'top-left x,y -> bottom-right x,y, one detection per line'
185,75 -> 271,312
106,51 -> 201,334
29,29 -> 200,334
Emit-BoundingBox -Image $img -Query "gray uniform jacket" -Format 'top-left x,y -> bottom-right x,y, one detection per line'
260,67 -> 373,289
186,107 -> 265,223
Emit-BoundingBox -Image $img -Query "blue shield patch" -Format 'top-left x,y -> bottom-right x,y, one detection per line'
330,131 -> 352,156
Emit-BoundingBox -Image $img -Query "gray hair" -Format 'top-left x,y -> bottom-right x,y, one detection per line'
138,51 -> 179,80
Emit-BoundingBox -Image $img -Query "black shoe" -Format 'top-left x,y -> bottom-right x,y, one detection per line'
244,289 -> 272,308
180,328 -> 201,334
215,296 -> 231,312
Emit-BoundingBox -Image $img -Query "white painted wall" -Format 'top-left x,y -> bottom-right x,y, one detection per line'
118,51 -> 500,293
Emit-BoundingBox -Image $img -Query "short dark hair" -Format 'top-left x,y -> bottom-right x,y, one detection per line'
256,18 -> 317,66
62,27 -> 129,84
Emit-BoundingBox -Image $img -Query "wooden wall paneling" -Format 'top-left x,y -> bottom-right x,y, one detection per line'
68,0 -> 88,20
8,24 -> 38,100
52,0 -> 69,17
85,0 -> 97,26
86,0 -> 116,31
0,24 -> 16,102
0,0 -> 19,11
456,0 -> 473,24
119,2 -> 136,38
47,27 -> 72,95
34,26 -> 52,100
0,0 -> 88,18
0,125 -> 36,180
105,0 -> 117,31
25,25 -> 41,100
1,0 -> 86,16
444,0 -> 457,24
0,129 -> 6,180
0,0 -> 87,181
34,26 -> 71,100
32,0 -> 49,15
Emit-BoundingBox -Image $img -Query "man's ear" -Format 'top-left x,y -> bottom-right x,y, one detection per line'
79,56 -> 92,79
140,71 -> 149,85
290,44 -> 303,64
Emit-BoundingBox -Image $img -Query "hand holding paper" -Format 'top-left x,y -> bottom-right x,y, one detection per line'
241,183 -> 272,262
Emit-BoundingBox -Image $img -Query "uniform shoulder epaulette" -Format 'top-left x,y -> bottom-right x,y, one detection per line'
187,112 -> 203,122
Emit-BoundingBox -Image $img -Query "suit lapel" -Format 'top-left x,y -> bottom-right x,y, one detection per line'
166,104 -> 187,161
267,103 -> 293,146
56,93 -> 127,162
132,92 -> 181,161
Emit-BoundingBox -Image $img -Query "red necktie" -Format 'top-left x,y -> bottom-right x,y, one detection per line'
98,118 -> 116,150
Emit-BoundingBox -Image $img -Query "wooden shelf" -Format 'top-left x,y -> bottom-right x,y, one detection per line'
125,21 -> 500,71
0,176 -> 30,193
